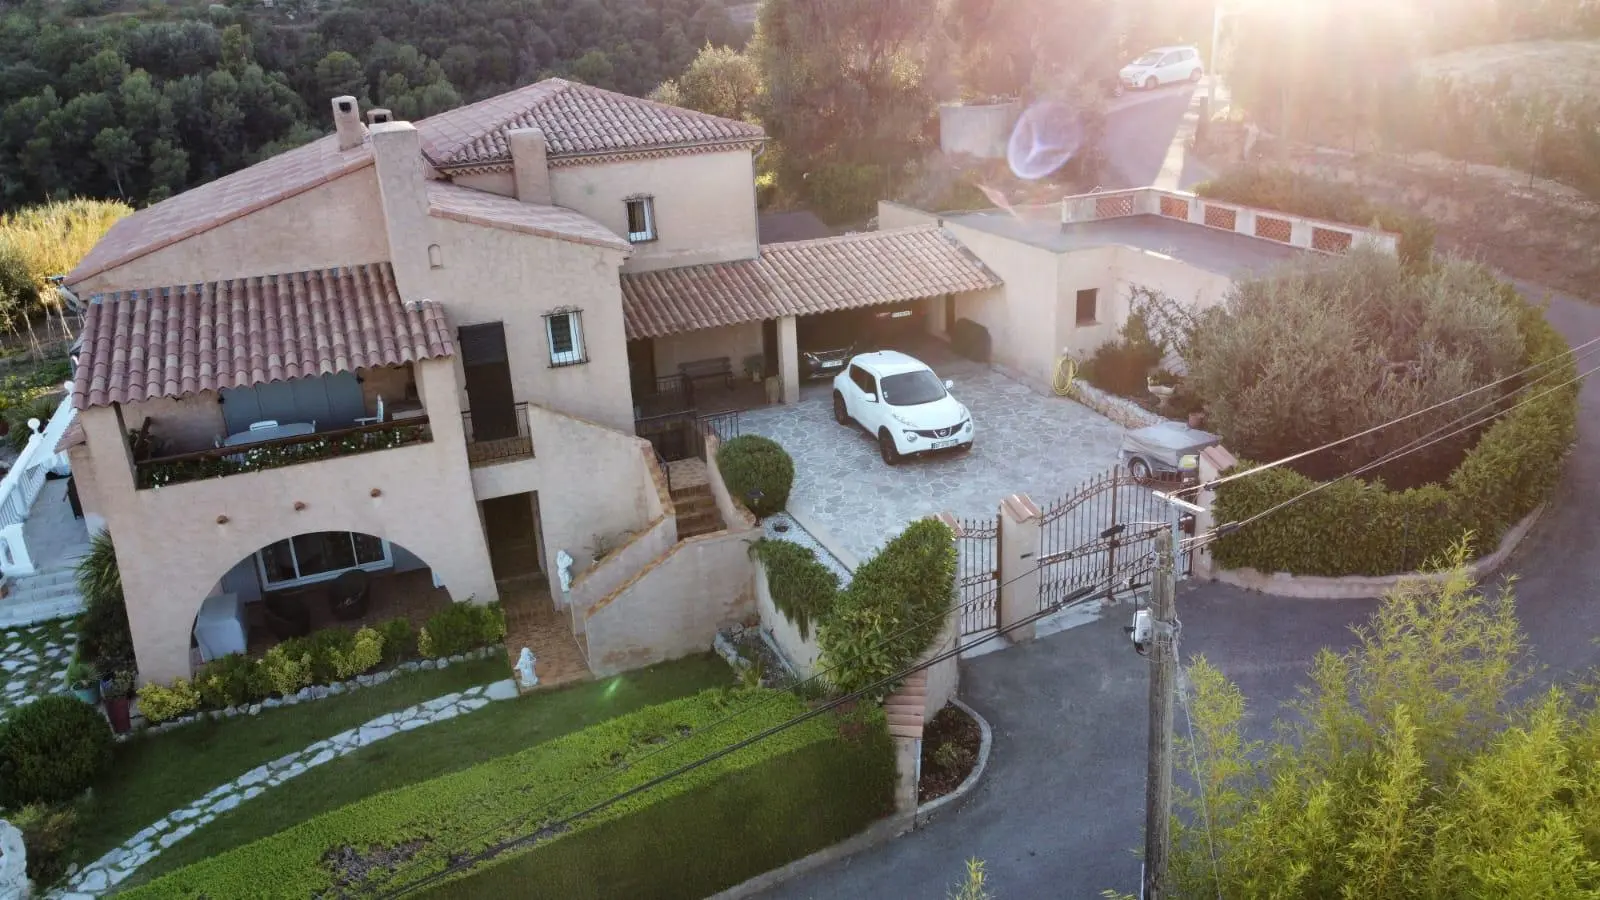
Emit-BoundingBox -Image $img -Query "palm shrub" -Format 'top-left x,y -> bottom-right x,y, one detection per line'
716,435 -> 794,517
0,694 -> 114,807
75,531 -> 134,670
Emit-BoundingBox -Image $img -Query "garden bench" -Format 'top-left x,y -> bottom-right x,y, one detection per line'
678,356 -> 735,391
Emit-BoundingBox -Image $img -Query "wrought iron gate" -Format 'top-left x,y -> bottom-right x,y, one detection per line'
954,514 -> 1000,637
1037,466 -> 1191,611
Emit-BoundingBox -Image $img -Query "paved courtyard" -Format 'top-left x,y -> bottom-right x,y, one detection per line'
741,358 -> 1126,563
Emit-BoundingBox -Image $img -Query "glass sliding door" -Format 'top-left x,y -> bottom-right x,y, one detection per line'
257,532 -> 393,590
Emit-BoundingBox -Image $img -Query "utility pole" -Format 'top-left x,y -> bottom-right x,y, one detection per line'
1141,477 -> 1206,900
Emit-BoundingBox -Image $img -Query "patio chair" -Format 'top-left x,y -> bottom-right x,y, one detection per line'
262,589 -> 316,640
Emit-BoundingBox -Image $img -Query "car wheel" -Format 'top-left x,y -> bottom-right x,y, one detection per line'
1129,458 -> 1152,482
878,430 -> 900,466
832,392 -> 850,426
1144,76 -> 1158,91
1189,68 -> 1202,83
1112,82 -> 1125,98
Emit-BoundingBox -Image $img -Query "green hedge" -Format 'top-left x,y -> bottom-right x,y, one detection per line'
1211,288 -> 1579,576
751,538 -> 840,640
817,518 -> 957,698
1194,167 -> 1436,268
120,689 -> 895,899
717,435 -> 794,517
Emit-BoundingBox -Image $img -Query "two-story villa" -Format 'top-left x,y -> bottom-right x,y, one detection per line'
57,81 -> 1001,686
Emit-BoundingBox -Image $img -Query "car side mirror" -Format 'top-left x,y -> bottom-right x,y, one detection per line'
943,379 -> 954,390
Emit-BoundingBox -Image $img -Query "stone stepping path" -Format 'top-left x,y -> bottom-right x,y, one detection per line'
0,617 -> 76,716
49,678 -> 522,898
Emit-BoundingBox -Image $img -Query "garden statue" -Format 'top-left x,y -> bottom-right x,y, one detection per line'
0,819 -> 26,899
555,549 -> 574,593
515,647 -> 538,688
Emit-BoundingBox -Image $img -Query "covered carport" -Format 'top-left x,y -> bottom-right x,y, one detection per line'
620,225 -> 1002,414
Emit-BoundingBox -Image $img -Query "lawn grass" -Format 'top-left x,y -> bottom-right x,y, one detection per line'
130,653 -> 731,885
72,655 -> 507,866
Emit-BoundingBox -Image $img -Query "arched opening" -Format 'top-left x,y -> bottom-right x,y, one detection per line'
192,531 -> 452,666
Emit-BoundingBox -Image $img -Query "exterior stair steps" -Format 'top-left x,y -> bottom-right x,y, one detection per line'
0,562 -> 87,628
670,483 -> 725,540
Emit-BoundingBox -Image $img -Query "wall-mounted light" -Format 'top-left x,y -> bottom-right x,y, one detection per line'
293,501 -> 307,511
370,488 -> 382,498
216,515 -> 229,525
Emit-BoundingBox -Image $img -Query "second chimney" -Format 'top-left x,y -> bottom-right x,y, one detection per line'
508,128 -> 552,205
367,108 -> 393,126
332,96 -> 365,151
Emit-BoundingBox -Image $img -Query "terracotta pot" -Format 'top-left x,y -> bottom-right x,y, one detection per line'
104,695 -> 132,733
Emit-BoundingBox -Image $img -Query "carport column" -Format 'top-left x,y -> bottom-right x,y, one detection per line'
1191,445 -> 1237,581
777,315 -> 801,404
998,493 -> 1042,643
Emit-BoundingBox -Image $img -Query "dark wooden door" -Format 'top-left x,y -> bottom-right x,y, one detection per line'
482,492 -> 542,580
627,339 -> 656,404
459,323 -> 517,442
761,319 -> 778,379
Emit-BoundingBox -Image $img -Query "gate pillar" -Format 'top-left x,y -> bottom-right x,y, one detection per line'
998,493 -> 1042,643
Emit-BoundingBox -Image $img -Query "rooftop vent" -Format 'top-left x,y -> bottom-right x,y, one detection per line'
331,95 -> 365,151
367,108 -> 393,125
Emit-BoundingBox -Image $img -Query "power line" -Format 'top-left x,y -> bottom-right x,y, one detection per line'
378,555 -> 1160,899
1200,331 -> 1600,490
1187,356 -> 1600,557
375,524 -> 1149,893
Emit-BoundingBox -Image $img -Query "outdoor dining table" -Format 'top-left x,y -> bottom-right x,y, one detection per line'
222,421 -> 316,447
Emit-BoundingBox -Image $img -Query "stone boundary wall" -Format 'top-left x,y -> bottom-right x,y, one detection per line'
1063,379 -> 1165,430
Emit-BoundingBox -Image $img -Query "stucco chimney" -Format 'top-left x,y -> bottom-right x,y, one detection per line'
508,128 -> 552,205
369,121 -> 434,299
331,95 -> 365,151
367,108 -> 393,126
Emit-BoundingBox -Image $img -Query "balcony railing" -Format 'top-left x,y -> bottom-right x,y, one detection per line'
460,402 -> 534,466
136,418 -> 434,490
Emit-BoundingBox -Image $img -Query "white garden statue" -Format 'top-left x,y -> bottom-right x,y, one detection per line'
555,549 -> 574,593
0,819 -> 27,899
515,647 -> 538,689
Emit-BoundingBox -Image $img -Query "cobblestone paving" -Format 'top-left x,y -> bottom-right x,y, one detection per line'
742,368 -> 1126,562
0,617 -> 74,715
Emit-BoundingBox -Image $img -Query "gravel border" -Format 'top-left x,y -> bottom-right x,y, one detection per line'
914,697 -> 994,828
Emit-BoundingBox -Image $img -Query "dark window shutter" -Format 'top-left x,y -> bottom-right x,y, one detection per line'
459,323 -> 508,366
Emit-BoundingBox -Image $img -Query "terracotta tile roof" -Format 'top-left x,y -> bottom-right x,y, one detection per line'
72,262 -> 454,410
416,78 -> 764,170
426,181 -> 630,252
621,226 -> 1002,340
65,134 -> 374,286
55,421 -> 86,454
885,670 -> 928,740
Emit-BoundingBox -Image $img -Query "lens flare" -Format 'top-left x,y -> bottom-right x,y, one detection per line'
1007,100 -> 1084,181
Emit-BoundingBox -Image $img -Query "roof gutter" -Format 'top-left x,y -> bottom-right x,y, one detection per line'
431,136 -> 769,174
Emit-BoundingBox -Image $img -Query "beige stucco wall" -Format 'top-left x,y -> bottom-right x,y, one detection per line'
450,171 -> 515,197
877,201 -> 940,231
123,394 -> 228,456
72,169 -> 388,294
77,357 -> 496,685
428,218 -> 635,433
550,150 -> 759,273
942,220 -> 1068,388
1056,246 -> 1122,360
755,559 -> 823,678
649,322 -> 763,380
938,102 -> 1022,161
469,405 -> 660,599
582,525 -> 758,676
566,513 -> 676,626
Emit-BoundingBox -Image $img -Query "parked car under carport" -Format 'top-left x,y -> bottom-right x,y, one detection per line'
798,302 -> 925,379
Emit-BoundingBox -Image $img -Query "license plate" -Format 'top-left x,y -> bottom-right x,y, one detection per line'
822,360 -> 843,368
932,439 -> 959,449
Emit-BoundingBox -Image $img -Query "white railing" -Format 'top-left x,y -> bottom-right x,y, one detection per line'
1059,186 -> 1401,258
0,385 -> 76,577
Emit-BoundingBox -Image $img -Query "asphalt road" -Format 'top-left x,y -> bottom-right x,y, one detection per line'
758,291 -> 1600,899
1098,85 -> 1215,191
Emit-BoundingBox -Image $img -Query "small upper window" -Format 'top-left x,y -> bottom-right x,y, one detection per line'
1075,288 -> 1098,326
625,197 -> 657,243
545,310 -> 587,367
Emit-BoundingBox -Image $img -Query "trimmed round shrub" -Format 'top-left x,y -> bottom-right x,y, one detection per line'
0,694 -> 114,807
716,435 -> 793,517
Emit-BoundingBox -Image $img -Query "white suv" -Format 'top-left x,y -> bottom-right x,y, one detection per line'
831,351 -> 974,465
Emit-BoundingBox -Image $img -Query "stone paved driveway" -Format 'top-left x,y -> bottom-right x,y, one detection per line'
740,360 -> 1125,562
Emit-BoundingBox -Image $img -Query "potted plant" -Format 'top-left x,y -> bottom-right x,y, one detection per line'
66,659 -> 100,704
102,669 -> 136,734
743,354 -> 765,384
1146,367 -> 1179,399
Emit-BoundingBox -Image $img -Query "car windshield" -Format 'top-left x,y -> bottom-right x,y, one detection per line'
1132,52 -> 1163,66
879,370 -> 947,407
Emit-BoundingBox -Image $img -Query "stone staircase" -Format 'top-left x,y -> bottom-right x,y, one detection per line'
0,563 -> 86,628
666,459 -> 725,540
0,478 -> 90,628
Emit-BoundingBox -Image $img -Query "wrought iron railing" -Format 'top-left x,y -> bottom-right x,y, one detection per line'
136,418 -> 433,489
0,388 -> 75,576
460,402 -> 534,466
